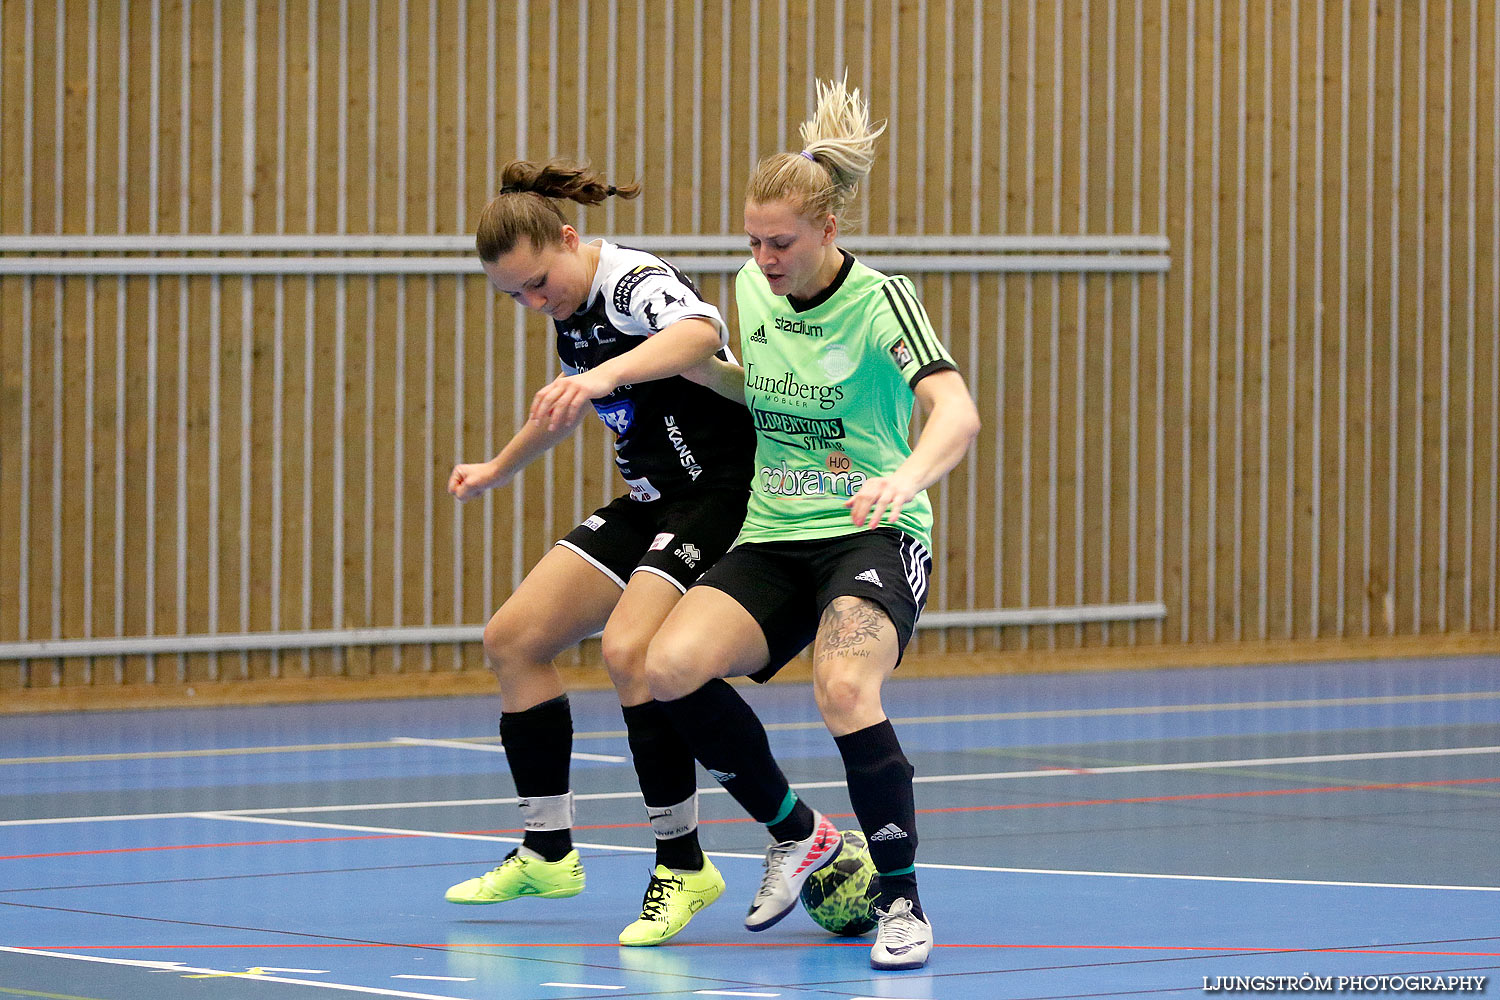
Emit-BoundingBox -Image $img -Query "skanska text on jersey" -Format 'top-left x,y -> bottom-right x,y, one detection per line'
745,362 -> 845,410
663,415 -> 702,480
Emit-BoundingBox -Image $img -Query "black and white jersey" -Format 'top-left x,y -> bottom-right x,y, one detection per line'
555,241 -> 755,501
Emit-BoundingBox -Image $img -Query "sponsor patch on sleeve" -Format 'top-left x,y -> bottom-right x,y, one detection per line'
612,265 -> 669,314
649,532 -> 675,551
889,338 -> 914,369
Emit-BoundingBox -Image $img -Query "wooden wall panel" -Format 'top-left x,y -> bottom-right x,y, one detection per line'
1,0 -> 1497,700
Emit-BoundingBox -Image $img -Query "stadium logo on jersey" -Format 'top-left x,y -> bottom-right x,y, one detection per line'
745,362 -> 844,410
612,264 -> 669,313
889,338 -> 914,368
595,399 -> 635,436
674,542 -> 701,567
775,315 -> 824,337
751,401 -> 845,450
759,460 -> 868,497
749,324 -> 767,344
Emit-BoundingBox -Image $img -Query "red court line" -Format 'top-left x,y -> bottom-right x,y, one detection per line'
0,834 -> 406,861
23,942 -> 1500,957
6,775 -> 1494,862
913,775 -> 1500,816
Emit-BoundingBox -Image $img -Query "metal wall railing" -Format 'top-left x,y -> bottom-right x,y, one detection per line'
0,235 -> 1168,670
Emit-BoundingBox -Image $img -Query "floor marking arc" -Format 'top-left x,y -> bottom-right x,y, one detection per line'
156,813 -> 1500,893
4,743 -> 1496,829
6,774 -> 1496,864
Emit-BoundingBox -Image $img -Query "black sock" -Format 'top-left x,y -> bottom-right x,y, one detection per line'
835,719 -> 922,917
499,695 -> 573,862
658,678 -> 801,831
767,796 -> 815,845
622,700 -> 704,871
873,872 -> 921,917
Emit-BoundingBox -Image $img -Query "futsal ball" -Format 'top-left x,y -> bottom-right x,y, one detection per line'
799,829 -> 878,936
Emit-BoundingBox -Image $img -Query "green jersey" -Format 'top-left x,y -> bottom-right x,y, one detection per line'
734,250 -> 957,549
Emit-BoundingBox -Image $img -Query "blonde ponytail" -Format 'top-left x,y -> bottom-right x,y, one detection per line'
746,74 -> 887,230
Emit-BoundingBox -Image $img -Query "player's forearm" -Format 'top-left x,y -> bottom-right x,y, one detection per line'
591,318 -> 723,389
493,414 -> 581,479
893,391 -> 981,493
680,355 -> 747,403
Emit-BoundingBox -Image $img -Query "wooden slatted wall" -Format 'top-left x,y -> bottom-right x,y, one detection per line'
1,0 -> 1496,702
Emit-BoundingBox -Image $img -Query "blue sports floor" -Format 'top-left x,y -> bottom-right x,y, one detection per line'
2,655 -> 1498,999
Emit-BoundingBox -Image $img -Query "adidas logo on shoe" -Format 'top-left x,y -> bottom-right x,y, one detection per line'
869,822 -> 908,841
855,569 -> 883,587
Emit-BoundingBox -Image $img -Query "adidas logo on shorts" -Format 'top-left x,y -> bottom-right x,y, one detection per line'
855,568 -> 883,588
869,822 -> 909,841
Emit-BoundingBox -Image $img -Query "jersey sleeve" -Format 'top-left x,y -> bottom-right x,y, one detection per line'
605,264 -> 728,346
873,275 -> 958,388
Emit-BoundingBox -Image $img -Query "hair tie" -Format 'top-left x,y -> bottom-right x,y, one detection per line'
799,150 -> 817,162
606,185 -> 618,196
499,184 -> 521,195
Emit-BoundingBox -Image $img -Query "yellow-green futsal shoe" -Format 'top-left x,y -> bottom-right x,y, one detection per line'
445,847 -> 585,904
617,858 -> 726,946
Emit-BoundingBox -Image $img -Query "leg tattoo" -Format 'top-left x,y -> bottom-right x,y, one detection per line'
816,599 -> 889,659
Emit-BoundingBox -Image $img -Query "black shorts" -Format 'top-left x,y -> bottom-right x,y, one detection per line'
694,528 -> 933,682
557,488 -> 748,593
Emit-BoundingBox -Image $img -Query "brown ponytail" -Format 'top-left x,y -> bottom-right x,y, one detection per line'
475,160 -> 640,261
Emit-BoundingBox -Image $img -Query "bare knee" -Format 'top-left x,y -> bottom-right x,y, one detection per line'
644,627 -> 714,703
813,661 -> 885,734
601,628 -> 650,692
483,605 -> 559,680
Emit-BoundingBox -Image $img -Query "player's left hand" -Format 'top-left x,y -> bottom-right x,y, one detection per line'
845,473 -> 919,530
530,371 -> 618,430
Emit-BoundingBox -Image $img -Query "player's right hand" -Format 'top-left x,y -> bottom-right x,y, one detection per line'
448,460 -> 505,502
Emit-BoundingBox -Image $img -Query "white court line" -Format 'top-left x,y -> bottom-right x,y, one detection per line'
914,743 -> 1500,783
4,744 -> 1498,829
184,812 -> 1498,894
185,811 -> 765,863
541,984 -> 623,991
6,689 -> 1496,767
0,947 -> 471,999
393,975 -> 476,982
391,736 -> 628,763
